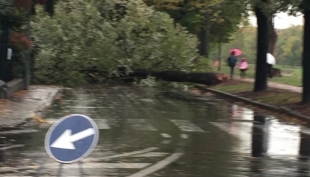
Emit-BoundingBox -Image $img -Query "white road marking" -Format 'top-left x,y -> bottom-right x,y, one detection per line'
161,140 -> 171,144
170,120 -> 205,132
140,99 -> 154,103
127,152 -> 183,177
161,133 -> 171,138
41,163 -> 151,169
85,147 -> 158,162
127,119 -> 157,131
210,122 -> 229,133
93,119 -> 111,129
181,134 -> 189,139
133,152 -> 169,158
66,106 -> 105,109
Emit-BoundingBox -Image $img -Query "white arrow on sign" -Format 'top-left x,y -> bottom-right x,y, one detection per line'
51,128 -> 95,150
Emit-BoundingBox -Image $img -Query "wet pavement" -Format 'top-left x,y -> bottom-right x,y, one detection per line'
0,85 -> 60,128
1,85 -> 310,176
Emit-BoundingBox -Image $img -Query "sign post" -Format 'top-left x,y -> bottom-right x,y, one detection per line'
45,114 -> 99,176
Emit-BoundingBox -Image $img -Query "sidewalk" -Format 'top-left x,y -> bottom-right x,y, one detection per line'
237,78 -> 302,93
0,85 -> 61,129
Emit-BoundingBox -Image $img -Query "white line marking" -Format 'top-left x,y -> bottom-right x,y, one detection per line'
85,147 -> 158,162
67,106 -> 105,109
41,163 -> 151,169
133,152 -> 169,158
181,134 -> 189,139
21,176 -> 102,177
140,99 -> 154,103
210,122 -> 229,133
93,119 -> 110,129
128,119 -> 157,131
161,133 -> 171,138
210,122 -> 253,136
170,120 -> 205,132
161,140 -> 171,144
127,152 -> 183,177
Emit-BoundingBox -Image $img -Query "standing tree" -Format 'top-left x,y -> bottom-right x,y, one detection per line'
301,0 -> 310,103
143,0 -> 246,60
251,0 -> 298,91
253,0 -> 269,91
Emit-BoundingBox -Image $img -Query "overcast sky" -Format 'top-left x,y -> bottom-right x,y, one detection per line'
249,12 -> 303,29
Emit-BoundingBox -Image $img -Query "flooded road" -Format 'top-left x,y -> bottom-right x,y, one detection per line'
2,85 -> 310,177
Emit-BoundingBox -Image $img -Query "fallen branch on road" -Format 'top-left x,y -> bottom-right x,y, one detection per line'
81,66 -> 228,86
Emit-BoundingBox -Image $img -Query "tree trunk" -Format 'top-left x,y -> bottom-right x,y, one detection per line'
198,12 -> 210,58
268,17 -> 277,55
253,3 -> 269,92
109,70 -> 226,86
217,43 -> 222,71
302,7 -> 310,103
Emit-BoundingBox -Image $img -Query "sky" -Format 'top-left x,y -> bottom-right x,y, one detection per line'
249,12 -> 303,29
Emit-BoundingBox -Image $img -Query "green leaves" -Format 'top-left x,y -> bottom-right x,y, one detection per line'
216,25 -> 303,66
32,0 -> 200,86
0,0 -> 14,16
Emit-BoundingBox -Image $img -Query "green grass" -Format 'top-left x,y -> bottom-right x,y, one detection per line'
212,82 -> 301,105
213,83 -> 253,93
213,64 -> 302,87
255,92 -> 301,105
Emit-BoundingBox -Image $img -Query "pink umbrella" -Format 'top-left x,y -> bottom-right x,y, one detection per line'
229,48 -> 242,56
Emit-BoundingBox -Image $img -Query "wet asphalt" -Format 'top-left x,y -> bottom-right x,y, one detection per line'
1,85 -> 310,177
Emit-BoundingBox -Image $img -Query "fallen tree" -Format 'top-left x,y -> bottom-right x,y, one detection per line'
81,64 -> 228,86
108,70 -> 227,85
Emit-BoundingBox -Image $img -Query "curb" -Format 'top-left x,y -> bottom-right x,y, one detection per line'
195,85 -> 310,122
0,87 -> 62,131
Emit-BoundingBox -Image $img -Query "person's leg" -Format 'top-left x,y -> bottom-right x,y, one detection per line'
241,70 -> 245,78
230,66 -> 234,79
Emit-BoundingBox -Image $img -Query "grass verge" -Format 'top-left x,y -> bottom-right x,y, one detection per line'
191,80 -> 310,123
213,64 -> 302,87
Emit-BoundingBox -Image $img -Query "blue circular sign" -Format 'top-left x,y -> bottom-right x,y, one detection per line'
45,114 -> 99,163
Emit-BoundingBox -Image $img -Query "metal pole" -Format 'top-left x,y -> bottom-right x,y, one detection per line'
78,161 -> 85,177
56,163 -> 63,177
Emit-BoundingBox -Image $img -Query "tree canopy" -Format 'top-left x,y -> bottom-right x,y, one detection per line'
214,25 -> 303,66
31,0 -> 203,86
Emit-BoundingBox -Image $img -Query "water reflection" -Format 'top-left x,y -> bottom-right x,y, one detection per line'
252,114 -> 269,157
0,150 -> 4,162
299,129 -> 310,156
297,130 -> 310,176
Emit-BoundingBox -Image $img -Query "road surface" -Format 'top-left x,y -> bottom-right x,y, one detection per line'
1,85 -> 310,177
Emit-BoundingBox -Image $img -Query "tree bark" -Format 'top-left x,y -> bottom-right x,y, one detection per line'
302,7 -> 310,103
268,17 -> 277,55
217,42 -> 222,71
108,70 -> 226,86
198,12 -> 210,58
253,3 -> 269,92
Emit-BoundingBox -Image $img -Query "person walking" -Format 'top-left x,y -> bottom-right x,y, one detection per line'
227,51 -> 237,79
238,58 -> 248,78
